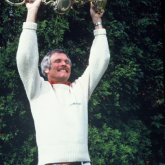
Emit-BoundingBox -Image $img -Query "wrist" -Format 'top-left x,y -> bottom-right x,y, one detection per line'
26,9 -> 38,23
92,19 -> 102,25
95,24 -> 103,30
94,22 -> 103,30
91,15 -> 102,23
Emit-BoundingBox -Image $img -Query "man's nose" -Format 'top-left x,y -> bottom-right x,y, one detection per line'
61,61 -> 66,66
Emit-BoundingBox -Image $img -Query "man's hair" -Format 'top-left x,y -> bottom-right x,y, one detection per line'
41,49 -> 72,79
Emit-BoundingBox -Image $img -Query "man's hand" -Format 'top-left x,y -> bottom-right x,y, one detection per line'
90,2 -> 104,29
26,0 -> 42,23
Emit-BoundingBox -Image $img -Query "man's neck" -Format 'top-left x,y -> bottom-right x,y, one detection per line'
48,78 -> 67,84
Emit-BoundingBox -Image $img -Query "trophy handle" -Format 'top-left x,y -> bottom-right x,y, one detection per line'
5,0 -> 26,6
72,0 -> 107,13
55,0 -> 72,14
5,0 -> 57,6
90,0 -> 107,13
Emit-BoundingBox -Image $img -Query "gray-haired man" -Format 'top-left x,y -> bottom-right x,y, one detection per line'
16,0 -> 110,164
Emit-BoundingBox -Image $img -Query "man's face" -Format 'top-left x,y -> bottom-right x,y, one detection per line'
45,53 -> 71,83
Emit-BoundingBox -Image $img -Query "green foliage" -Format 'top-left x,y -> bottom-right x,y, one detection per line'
89,122 -> 151,165
0,0 -> 164,164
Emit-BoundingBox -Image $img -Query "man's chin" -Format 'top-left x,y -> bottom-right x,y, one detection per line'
57,76 -> 69,82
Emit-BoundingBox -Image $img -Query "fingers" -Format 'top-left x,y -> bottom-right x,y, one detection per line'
90,2 -> 93,8
25,0 -> 41,6
90,2 -> 94,12
26,0 -> 42,10
99,11 -> 104,17
90,2 -> 105,15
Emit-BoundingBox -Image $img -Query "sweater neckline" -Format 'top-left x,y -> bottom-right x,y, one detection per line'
49,81 -> 71,87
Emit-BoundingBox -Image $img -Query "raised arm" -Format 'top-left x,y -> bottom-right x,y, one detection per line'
26,0 -> 42,23
90,2 -> 104,30
77,3 -> 110,99
16,0 -> 42,100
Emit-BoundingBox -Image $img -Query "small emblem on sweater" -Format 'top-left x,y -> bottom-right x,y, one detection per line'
69,102 -> 82,107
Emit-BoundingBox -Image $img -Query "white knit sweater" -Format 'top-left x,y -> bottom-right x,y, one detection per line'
16,22 -> 110,165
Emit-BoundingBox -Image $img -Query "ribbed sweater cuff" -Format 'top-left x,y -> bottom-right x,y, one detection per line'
23,22 -> 37,30
93,28 -> 106,36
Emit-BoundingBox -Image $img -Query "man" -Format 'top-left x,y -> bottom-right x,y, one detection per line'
16,0 -> 110,164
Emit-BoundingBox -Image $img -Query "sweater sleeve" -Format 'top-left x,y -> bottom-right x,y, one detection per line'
16,22 -> 42,100
77,29 -> 110,100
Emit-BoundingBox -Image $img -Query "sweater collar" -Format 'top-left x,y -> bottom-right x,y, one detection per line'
49,81 -> 71,87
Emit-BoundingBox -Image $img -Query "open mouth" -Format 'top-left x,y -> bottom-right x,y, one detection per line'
57,69 -> 68,73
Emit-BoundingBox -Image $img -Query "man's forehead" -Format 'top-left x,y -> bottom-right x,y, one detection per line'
50,53 -> 69,60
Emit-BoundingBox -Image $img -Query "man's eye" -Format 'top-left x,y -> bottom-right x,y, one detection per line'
55,60 -> 60,63
65,61 -> 69,64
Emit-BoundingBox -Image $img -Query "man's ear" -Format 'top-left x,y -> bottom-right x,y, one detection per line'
44,68 -> 49,74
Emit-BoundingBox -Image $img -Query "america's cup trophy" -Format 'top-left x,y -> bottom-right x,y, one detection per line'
5,0 -> 107,14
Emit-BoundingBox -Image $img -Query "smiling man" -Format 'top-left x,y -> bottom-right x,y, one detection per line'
42,50 -> 71,84
16,0 -> 110,165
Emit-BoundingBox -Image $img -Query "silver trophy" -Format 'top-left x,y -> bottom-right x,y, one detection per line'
5,0 -> 107,14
